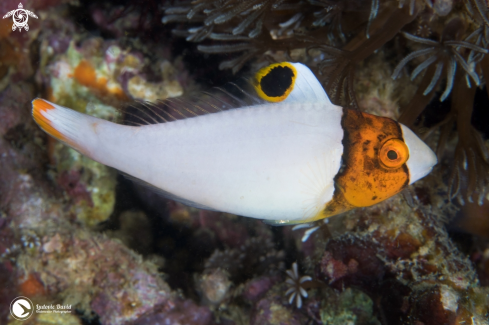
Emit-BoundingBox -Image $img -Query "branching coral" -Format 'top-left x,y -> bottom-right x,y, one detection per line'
398,0 -> 454,17
163,0 -> 426,108
197,33 -> 281,73
166,0 -> 308,74
392,19 -> 488,125
446,73 -> 489,205
310,1 -> 420,107
391,18 -> 489,205
465,0 -> 489,28
309,0 -> 347,43
309,0 -> 378,43
163,0 -> 416,83
163,0 -> 304,41
464,1 -> 489,96
392,32 -> 484,100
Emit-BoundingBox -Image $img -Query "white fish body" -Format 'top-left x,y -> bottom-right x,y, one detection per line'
36,97 -> 343,222
32,62 -> 437,223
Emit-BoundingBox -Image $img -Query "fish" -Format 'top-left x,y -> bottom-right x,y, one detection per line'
31,62 -> 437,224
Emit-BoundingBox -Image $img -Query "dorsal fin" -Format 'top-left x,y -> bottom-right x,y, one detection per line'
121,62 -> 332,126
253,62 -> 331,105
122,78 -> 262,126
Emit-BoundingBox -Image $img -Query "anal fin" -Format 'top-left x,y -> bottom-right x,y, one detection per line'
120,172 -> 218,211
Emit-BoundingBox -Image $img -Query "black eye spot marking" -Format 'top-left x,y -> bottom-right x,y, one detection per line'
260,66 -> 295,98
254,63 -> 297,102
387,150 -> 398,160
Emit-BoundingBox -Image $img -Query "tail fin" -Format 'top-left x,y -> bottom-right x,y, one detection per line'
32,98 -> 140,170
31,98 -> 100,155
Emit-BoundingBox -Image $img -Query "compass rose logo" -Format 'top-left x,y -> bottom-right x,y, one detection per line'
2,3 -> 38,32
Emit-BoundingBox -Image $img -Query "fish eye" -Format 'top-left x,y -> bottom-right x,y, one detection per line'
379,138 -> 409,168
387,150 -> 398,160
253,62 -> 297,102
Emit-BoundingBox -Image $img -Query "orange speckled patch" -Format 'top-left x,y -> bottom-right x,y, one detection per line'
20,274 -> 46,296
73,60 -> 127,100
323,108 -> 409,218
74,60 -> 97,86
32,99 -> 67,143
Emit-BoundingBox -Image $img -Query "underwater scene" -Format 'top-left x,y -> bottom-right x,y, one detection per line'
1,0 -> 489,324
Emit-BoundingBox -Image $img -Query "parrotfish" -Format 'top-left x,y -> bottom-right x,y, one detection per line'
31,62 -> 437,224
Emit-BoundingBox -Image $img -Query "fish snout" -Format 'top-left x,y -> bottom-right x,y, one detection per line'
400,124 -> 438,184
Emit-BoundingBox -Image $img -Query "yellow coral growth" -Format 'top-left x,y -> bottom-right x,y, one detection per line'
73,60 -> 127,100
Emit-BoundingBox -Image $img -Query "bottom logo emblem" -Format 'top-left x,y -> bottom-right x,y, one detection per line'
10,296 -> 34,321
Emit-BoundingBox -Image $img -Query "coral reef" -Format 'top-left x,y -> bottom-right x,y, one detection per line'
250,285 -> 309,325
294,165 -> 489,324
318,287 -> 379,325
1,0 -> 489,324
472,239 -> 489,286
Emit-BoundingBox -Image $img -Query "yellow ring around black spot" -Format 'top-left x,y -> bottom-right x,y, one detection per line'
253,62 -> 297,102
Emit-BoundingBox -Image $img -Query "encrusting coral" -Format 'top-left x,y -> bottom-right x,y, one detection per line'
1,0 -> 489,324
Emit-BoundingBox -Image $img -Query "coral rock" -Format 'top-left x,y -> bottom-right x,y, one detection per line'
318,191 -> 489,325
251,286 -> 308,325
133,299 -> 212,325
197,268 -> 232,305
